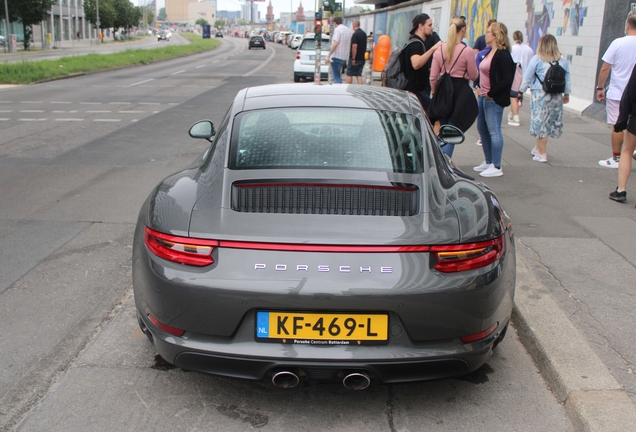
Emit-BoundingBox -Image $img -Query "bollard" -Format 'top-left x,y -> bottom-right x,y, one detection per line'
372,35 -> 391,73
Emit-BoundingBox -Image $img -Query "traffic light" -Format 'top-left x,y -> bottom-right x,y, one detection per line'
315,13 -> 322,36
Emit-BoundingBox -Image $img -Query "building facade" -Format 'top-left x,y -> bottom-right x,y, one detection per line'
189,1 -> 217,26
166,0 -> 198,23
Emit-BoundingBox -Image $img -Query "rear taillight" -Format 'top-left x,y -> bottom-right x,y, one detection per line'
431,235 -> 504,273
460,322 -> 498,343
296,52 -> 300,59
148,314 -> 185,337
144,227 -> 217,266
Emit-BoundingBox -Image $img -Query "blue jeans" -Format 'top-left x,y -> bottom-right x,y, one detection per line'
331,58 -> 345,83
477,96 -> 504,168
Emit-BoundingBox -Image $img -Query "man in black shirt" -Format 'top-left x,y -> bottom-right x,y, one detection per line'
346,20 -> 367,84
403,14 -> 442,111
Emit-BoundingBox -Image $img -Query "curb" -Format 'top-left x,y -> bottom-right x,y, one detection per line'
513,243 -> 636,431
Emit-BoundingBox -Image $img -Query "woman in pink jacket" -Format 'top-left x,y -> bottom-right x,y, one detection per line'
429,17 -> 479,157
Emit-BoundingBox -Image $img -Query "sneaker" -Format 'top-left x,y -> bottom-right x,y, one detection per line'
532,153 -> 548,163
598,156 -> 619,168
508,115 -> 520,126
633,149 -> 636,161
609,188 -> 627,202
507,112 -> 514,122
475,139 -> 482,146
473,161 -> 491,172
480,165 -> 503,177
531,147 -> 540,156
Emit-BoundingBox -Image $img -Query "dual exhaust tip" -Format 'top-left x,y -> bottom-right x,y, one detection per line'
271,370 -> 371,390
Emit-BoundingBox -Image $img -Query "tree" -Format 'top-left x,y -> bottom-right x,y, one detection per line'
195,18 -> 209,26
214,19 -> 226,29
112,0 -> 138,32
157,7 -> 166,21
84,0 -> 116,31
7,0 -> 56,50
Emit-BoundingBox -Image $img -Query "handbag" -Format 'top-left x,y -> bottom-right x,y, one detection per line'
428,46 -> 466,119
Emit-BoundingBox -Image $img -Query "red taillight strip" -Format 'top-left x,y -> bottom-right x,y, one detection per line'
144,227 -> 217,266
148,314 -> 185,337
431,235 -> 504,273
219,241 -> 430,253
233,183 -> 417,192
460,322 -> 498,344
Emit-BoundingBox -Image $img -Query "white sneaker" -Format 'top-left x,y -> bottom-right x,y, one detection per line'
475,139 -> 482,146
531,147 -> 540,156
508,115 -> 520,126
507,112 -> 513,122
532,153 -> 548,163
633,149 -> 636,161
473,161 -> 491,172
598,157 -> 619,168
480,165 -> 503,177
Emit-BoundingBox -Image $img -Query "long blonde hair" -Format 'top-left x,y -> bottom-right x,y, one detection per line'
537,34 -> 562,62
445,17 -> 467,63
489,22 -> 511,51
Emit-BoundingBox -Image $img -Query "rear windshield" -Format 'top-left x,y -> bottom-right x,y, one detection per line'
251,36 -> 263,40
229,108 -> 424,174
299,38 -> 331,51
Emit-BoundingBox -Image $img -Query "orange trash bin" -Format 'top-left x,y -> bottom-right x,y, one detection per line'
372,35 -> 391,72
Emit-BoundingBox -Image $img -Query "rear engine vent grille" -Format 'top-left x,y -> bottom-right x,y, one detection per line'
232,183 -> 418,216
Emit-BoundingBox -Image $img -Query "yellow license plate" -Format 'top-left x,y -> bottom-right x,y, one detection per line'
256,311 -> 388,345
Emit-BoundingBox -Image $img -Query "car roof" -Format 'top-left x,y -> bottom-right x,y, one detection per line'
238,84 -> 420,115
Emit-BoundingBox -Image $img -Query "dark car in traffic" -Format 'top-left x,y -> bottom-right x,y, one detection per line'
132,84 -> 516,390
215,31 -> 223,38
157,30 -> 170,41
248,35 -> 265,49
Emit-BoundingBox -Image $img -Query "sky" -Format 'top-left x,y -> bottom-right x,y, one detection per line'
134,0 -> 325,20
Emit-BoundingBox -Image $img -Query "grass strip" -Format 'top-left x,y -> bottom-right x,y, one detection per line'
0,33 -> 221,85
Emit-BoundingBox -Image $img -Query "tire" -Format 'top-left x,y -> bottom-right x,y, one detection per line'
294,73 -> 300,83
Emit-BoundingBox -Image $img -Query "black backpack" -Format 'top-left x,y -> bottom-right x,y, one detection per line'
382,39 -> 425,90
428,46 -> 466,119
536,60 -> 566,94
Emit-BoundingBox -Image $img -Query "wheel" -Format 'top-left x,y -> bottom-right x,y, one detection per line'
294,73 -> 300,83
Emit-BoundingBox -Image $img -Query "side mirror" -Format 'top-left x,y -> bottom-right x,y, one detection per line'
437,124 -> 465,146
189,120 -> 216,141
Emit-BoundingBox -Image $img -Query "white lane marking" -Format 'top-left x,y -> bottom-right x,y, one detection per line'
131,119 -> 139,122
20,110 -> 45,113
152,111 -> 160,113
159,85 -> 175,87
19,118 -> 47,121
196,64 -> 206,68
109,102 -> 131,105
243,47 -> 276,77
80,102 -> 102,105
21,101 -> 43,104
52,110 -> 66,113
93,119 -> 121,122
212,60 -> 219,63
55,118 -> 84,122
168,103 -> 179,105
119,110 -> 144,113
129,78 -> 154,87
139,102 -> 161,105
86,110 -> 111,113
0,118 -> 9,121
50,101 -> 71,104
171,70 -> 187,75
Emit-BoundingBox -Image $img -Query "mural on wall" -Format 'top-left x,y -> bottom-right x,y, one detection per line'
374,12 -> 387,44
561,0 -> 587,36
523,0 -> 588,53
387,10 -> 420,49
451,0 -> 499,46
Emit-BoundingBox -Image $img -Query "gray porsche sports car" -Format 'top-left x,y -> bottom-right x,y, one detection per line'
132,84 -> 516,390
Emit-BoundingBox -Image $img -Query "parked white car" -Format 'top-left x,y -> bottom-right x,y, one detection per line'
293,33 -> 331,82
290,34 -> 303,49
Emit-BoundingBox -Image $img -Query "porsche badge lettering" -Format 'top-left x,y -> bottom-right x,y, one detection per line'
255,264 -> 393,273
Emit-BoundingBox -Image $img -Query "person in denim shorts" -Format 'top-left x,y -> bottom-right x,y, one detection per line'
346,20 -> 367,84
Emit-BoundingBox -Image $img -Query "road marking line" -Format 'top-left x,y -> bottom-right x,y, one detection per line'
129,78 -> 155,87
86,110 -> 111,113
243,47 -> 276,77
171,70 -> 187,75
159,85 -> 176,87
50,101 -> 72,104
131,119 -> 139,122
93,119 -> 121,122
52,110 -> 66,113
152,111 -> 160,113
212,60 -> 219,63
19,118 -> 47,121
55,118 -> 84,121
21,101 -> 43,104
0,118 -> 9,121
20,110 -> 45,113
196,64 -> 207,68
139,102 -> 161,105
109,102 -> 131,105
168,103 -> 179,105
119,110 -> 144,113
80,102 -> 102,105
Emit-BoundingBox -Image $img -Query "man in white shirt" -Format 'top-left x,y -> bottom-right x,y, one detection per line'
597,13 -> 636,168
508,30 -> 535,126
325,16 -> 353,83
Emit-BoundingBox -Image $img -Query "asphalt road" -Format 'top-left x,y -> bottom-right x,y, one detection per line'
0,37 -> 575,431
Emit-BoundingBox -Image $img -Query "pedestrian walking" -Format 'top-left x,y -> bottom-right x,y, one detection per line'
402,14 -> 442,111
473,22 -> 515,178
346,20 -> 367,84
609,64 -> 636,203
596,13 -> 636,168
472,19 -> 497,147
325,17 -> 353,84
429,17 -> 478,157
518,34 -> 570,163
508,30 -> 534,126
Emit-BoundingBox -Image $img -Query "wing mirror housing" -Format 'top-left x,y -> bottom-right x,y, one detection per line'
189,120 -> 216,141
437,124 -> 465,146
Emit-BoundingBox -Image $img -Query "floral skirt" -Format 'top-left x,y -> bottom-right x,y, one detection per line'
530,89 -> 564,139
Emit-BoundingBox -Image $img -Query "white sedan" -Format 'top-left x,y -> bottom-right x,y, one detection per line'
293,33 -> 331,82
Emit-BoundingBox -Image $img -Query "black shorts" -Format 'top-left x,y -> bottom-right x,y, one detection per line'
628,114 -> 636,135
346,60 -> 365,77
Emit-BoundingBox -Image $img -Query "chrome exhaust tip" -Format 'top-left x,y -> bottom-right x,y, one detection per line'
342,372 -> 371,390
272,370 -> 300,388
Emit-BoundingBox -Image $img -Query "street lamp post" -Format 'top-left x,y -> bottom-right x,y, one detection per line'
96,0 -> 100,43
4,0 -> 11,53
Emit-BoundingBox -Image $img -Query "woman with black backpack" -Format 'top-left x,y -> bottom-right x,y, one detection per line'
518,34 -> 571,163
